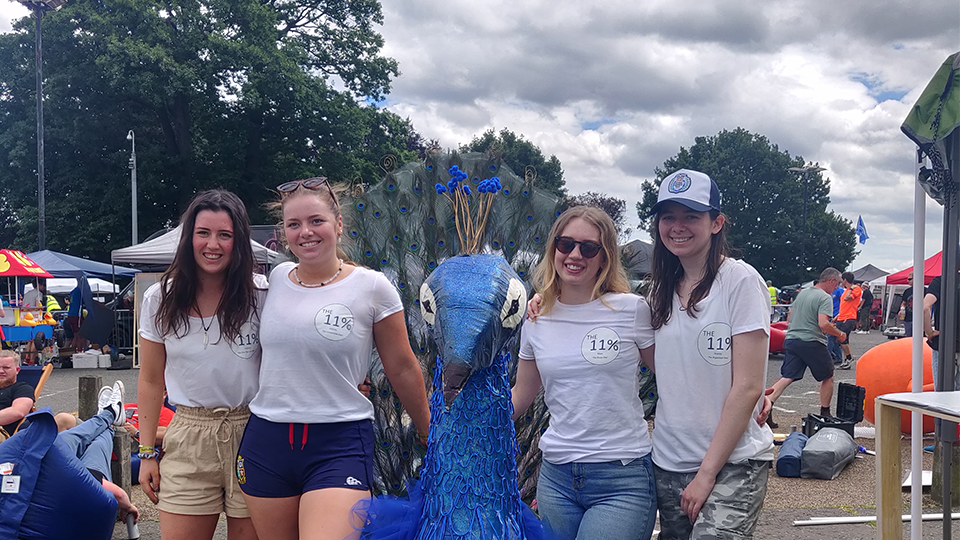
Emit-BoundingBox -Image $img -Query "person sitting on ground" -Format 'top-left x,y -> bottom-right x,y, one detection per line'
56,380 -> 139,524
0,350 -> 35,442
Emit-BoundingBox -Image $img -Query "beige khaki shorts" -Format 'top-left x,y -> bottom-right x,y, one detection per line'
157,404 -> 250,517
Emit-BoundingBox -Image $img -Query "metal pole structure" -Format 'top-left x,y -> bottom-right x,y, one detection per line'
33,6 -> 45,250
940,132 -> 960,540
787,165 -> 826,278
127,130 -> 137,245
801,175 -> 806,271
911,148 -> 926,540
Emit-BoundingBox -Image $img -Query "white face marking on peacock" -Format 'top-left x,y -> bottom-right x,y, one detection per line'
500,278 -> 526,328
419,282 -> 436,325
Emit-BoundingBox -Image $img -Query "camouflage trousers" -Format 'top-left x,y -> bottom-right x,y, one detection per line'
654,460 -> 769,539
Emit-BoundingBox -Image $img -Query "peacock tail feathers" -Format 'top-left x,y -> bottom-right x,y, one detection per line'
345,150 -> 657,504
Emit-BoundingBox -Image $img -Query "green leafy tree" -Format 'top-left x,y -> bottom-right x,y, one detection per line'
636,128 -> 856,285
565,191 -> 632,241
0,0 -> 412,260
461,128 -> 566,198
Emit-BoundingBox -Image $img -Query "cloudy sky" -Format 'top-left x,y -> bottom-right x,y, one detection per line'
2,0 -> 958,277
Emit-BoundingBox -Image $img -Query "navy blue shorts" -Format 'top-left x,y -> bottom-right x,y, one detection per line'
236,414 -> 374,497
781,339 -> 834,382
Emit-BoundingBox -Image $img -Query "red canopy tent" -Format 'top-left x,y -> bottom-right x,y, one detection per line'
885,251 -> 942,285
0,249 -> 53,278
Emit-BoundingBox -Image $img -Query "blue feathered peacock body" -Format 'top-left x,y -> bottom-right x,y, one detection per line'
343,151 -> 658,514
391,253 -> 541,538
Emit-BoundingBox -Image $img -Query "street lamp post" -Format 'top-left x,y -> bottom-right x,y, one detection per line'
127,130 -> 137,245
16,0 -> 68,250
787,165 -> 826,275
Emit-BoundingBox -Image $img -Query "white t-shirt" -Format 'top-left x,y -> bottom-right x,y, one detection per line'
519,293 -> 656,465
249,262 -> 402,424
138,274 -> 268,409
651,258 -> 774,473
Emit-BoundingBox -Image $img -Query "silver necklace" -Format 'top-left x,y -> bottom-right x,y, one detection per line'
294,259 -> 343,288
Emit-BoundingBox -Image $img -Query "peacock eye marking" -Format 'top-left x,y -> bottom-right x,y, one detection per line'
501,278 -> 526,328
420,282 -> 437,325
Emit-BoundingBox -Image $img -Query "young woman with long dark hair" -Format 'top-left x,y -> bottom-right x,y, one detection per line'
646,169 -> 773,539
237,178 -> 430,540
137,189 -> 265,540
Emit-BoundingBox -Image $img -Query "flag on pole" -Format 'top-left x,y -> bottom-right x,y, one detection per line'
856,215 -> 869,244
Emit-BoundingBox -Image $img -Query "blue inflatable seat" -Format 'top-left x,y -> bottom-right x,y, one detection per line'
0,408 -> 118,540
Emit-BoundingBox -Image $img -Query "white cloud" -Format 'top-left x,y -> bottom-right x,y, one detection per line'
378,0 -> 960,276
1,0 -> 958,276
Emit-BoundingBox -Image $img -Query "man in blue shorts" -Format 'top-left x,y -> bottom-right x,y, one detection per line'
766,267 -> 848,421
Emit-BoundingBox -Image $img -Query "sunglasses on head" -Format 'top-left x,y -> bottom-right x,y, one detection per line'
554,236 -> 603,259
277,177 -> 338,208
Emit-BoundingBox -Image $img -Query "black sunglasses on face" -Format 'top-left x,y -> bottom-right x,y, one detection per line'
276,177 -> 339,209
554,236 -> 603,259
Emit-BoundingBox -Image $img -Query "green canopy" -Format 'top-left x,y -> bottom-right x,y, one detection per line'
901,52 -> 960,204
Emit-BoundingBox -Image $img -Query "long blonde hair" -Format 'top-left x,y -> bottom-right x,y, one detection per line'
532,205 -> 629,315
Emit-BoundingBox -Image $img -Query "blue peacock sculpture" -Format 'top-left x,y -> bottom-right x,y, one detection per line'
342,151 -> 658,534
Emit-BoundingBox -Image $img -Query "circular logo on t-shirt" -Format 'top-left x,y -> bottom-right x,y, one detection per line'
581,327 -> 621,365
315,304 -> 354,341
698,322 -> 732,366
229,321 -> 260,359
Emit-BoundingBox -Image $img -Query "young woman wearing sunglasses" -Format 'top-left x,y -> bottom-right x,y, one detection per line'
647,170 -> 772,539
511,205 -> 657,540
137,189 -> 265,540
237,178 -> 430,540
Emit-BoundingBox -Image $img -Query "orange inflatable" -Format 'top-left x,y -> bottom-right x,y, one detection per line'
856,337 -> 935,433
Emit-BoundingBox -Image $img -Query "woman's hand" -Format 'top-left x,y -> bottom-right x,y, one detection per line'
139,457 -> 161,504
680,471 -> 716,523
526,293 -> 543,320
756,389 -> 773,425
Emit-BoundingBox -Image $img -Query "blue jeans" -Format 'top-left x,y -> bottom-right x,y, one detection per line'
827,334 -> 843,363
537,454 -> 657,540
54,409 -> 115,482
932,350 -> 959,392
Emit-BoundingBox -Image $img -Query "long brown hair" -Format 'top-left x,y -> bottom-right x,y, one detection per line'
156,189 -> 260,341
532,205 -> 630,316
648,209 -> 729,329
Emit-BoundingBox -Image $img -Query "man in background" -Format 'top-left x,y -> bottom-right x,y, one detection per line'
835,272 -> 861,369
857,281 -> 874,334
0,350 -> 34,442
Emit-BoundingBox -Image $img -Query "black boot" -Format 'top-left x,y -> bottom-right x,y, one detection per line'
820,407 -> 831,417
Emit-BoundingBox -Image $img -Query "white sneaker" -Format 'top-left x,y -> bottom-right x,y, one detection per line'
97,385 -> 115,417
111,381 -> 126,426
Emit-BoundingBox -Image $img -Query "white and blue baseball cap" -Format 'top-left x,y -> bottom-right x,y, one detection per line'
650,169 -> 721,215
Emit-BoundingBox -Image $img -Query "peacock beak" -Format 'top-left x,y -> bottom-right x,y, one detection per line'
442,363 -> 472,407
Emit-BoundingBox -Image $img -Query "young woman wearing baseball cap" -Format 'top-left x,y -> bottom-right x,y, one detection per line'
646,169 -> 773,539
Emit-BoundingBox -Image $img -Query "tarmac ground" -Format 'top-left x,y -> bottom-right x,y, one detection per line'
24,329 -> 959,539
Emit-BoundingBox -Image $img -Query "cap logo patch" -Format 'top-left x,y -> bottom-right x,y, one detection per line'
667,173 -> 692,194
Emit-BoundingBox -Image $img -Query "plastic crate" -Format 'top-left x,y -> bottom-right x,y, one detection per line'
802,383 -> 865,438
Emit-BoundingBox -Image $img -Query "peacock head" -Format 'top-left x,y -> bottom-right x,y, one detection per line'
419,254 -> 527,407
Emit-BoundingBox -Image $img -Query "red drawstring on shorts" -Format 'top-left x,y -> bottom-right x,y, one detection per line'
288,423 -> 308,450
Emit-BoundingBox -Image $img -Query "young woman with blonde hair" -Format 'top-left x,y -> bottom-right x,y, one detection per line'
512,205 -> 657,540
